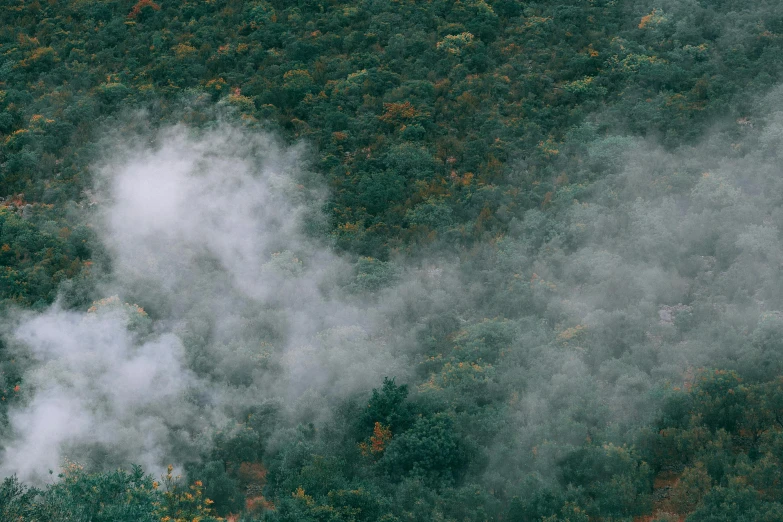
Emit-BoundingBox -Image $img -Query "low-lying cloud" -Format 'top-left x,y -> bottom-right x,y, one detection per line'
1,123 -> 408,481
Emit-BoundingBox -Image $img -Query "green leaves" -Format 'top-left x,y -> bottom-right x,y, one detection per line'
379,413 -> 468,486
0,476 -> 38,521
29,465 -> 161,522
361,378 -> 413,434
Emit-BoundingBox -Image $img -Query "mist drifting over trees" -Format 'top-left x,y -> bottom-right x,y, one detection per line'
2,0 -> 783,520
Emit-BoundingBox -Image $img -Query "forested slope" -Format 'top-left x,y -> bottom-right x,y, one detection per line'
2,0 -> 783,520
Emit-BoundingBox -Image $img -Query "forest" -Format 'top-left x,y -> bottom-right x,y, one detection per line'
2,0 -> 783,520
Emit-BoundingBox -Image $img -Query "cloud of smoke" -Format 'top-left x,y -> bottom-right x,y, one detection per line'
9,90 -> 783,490
0,123 -> 408,481
101,126 -> 314,300
480,90 -> 783,485
3,308 -> 194,479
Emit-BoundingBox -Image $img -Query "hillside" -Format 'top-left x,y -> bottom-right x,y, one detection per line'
2,0 -> 783,520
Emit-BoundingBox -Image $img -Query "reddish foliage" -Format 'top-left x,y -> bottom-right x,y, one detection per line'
127,0 -> 160,19
370,422 -> 392,453
245,495 -> 275,512
379,101 -> 418,124
238,462 -> 267,485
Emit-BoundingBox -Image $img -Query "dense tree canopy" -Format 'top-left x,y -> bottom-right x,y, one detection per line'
2,0 -> 783,520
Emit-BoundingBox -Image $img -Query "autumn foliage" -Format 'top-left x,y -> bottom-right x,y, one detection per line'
127,0 -> 160,19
